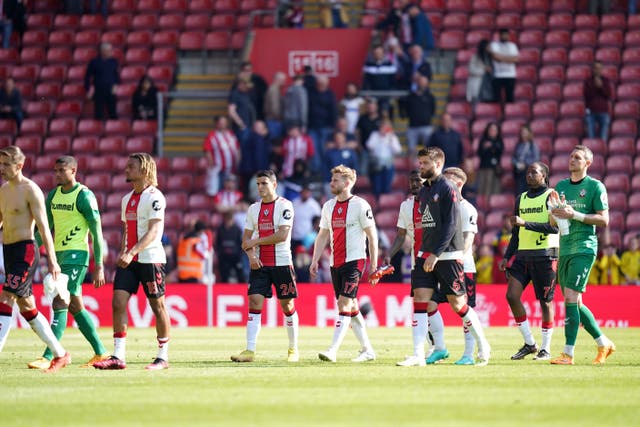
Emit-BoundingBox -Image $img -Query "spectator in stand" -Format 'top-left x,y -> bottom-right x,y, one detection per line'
283,74 -> 308,131
0,77 -> 23,129
176,220 -> 212,284
427,112 -> 463,169
238,120 -> 273,194
630,0 -> 637,15
406,4 -> 434,55
397,43 -> 433,93
203,115 -> 240,196
362,45 -> 397,119
291,185 -> 322,250
228,76 -> 256,145
588,0 -> 610,15
489,28 -> 519,105
132,75 -> 158,121
320,0 -> 348,28
281,124 -> 315,179
620,235 -> 640,285
476,121 -> 504,197
512,124 -> 540,196
402,74 -> 435,156
467,39 -> 493,103
356,98 -> 382,175
476,244 -> 494,284
325,132 -> 359,185
213,174 -> 244,215
302,65 -> 317,95
596,245 -> 621,285
307,76 -> 338,174
264,71 -> 286,139
334,117 -> 359,149
340,83 -> 365,136
215,211 -> 246,283
366,118 -> 402,200
492,213 -> 512,284
1,0 -> 26,48
84,42 -> 120,120
279,0 -> 304,28
375,0 -> 412,50
281,158 -> 311,202
584,61 -> 612,141
237,61 -> 267,121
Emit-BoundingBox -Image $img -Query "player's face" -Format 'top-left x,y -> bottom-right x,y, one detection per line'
568,149 -> 591,173
125,158 -> 143,183
408,174 -> 423,195
256,176 -> 277,200
0,156 -> 20,181
329,174 -> 348,195
418,156 -> 438,180
526,164 -> 546,188
54,164 -> 75,187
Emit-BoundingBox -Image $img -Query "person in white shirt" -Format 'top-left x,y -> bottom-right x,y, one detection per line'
489,28 -> 519,104
291,185 -> 322,249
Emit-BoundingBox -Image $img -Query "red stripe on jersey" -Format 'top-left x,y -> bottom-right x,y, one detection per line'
412,199 -> 423,260
125,193 -> 142,262
257,201 -> 276,266
331,200 -> 349,267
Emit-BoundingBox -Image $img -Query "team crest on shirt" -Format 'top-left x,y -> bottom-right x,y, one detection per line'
579,189 -> 586,198
283,209 -> 292,220
130,199 -> 136,207
337,207 -> 343,215
263,208 -> 270,216
433,194 -> 439,202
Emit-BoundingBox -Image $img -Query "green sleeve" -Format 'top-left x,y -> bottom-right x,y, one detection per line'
35,189 -> 56,247
77,188 -> 104,266
593,180 -> 609,212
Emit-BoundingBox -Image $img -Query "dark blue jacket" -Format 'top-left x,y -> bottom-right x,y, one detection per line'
84,56 -> 120,92
308,89 -> 337,129
428,128 -> 464,168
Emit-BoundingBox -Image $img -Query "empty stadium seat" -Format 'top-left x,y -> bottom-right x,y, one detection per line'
614,101 -> 640,120
565,64 -> 591,82
606,155 -> 634,175
98,137 -> 127,154
43,136 -> 71,154
610,119 -> 638,138
126,31 -> 153,48
20,118 -> 48,138
74,30 -> 101,47
608,137 -> 635,156
106,14 -> 133,31
574,14 -> 599,30
132,13 -> 158,30
55,100 -> 83,117
126,137 -> 154,153
607,192 -> 628,213
604,174 -> 630,193
190,0 -> 215,12
48,30 -> 75,47
378,192 -> 405,208
562,82 -> 584,100
72,136 -> 99,154
49,118 -> 77,136
555,119 -> 583,138
438,30 -> 465,50
601,13 -> 627,31
541,47 -> 568,66
15,135 -> 42,153
179,32 -> 205,50
26,101 -> 54,118
120,65 -> 146,83
151,48 -> 177,65
521,13 -> 547,30
548,13 -> 573,31
131,120 -> 157,136
545,30 -> 570,48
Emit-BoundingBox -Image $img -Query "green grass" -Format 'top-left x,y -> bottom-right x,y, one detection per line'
1,326 -> 639,427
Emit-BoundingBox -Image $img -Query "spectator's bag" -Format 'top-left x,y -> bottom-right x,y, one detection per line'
479,72 -> 495,102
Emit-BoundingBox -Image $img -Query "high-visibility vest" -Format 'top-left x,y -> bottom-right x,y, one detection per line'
177,236 -> 204,281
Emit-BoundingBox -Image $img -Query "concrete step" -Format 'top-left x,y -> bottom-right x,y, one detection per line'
170,99 -> 225,109
165,117 -> 214,127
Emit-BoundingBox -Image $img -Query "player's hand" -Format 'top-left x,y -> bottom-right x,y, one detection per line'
249,256 -> 262,270
510,215 -> 525,227
309,261 -> 318,280
93,265 -> 106,288
117,251 -> 134,268
498,259 -> 508,272
551,205 -> 575,220
422,254 -> 438,273
241,239 -> 257,251
48,260 -> 62,281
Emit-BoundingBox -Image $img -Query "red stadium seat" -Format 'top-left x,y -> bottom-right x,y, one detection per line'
179,32 -> 205,50
73,47 -> 98,65
521,13 -> 547,30
98,137 -> 127,154
132,120 -> 157,136
147,66 -> 173,85
604,174 -> 630,193
607,137 -> 635,156
190,0 -> 215,12
518,49 -> 540,65
74,30 -> 101,47
210,14 -> 236,31
0,48 -> 18,64
137,0 -> 162,12
574,14 -> 599,30
555,119 -> 583,138
55,100 -> 83,117
76,119 -> 104,137
104,120 -> 132,136
152,30 -> 180,48
11,64 -> 39,83
489,194 -> 515,211
541,48 -> 567,66
598,30 -> 624,48
15,135 -> 42,153
495,13 -> 520,30
601,13 -> 627,31
151,48 -> 177,65
165,192 -> 189,208
85,156 -> 115,173
106,14 -> 133,31
562,83 -> 583,100
31,173 -> 56,192
566,65 -> 591,82
126,137 -> 154,153
20,118 -> 48,137
79,14 -> 104,30
606,155 -> 633,175
474,103 -> 502,120
625,31 -> 640,48
0,120 -> 17,136
548,13 -> 573,31
538,65 -> 564,83
610,120 -> 637,138
530,119 -> 555,138
46,47 -> 73,65
27,14 -> 53,30
568,47 -> 594,65
230,32 -> 246,50
120,65 -> 146,84
544,30 -> 570,48
571,29 -> 597,48
503,102 -> 531,120
126,31 -> 153,48
43,136 -> 71,154
34,156 -> 57,172
20,46 -> 46,64
442,13 -> 469,31
616,83 -> 640,101
535,83 -> 562,101
438,30 -> 465,50
553,137 -> 579,155
446,102 -> 472,119
214,0 -> 240,12
204,32 -> 231,51
162,0 -> 188,12
559,101 -> 585,119
132,13 -> 158,30
72,136 -> 99,154
53,15 -> 80,30
105,193 -> 123,211
501,119 -> 526,137
623,49 -> 640,65
165,174 -> 195,192
469,14 -> 494,31
49,118 -> 76,136
608,211 -> 625,232
125,47 -> 152,65
67,65 -> 86,82
115,83 -> 136,98
102,31 -> 126,47
516,65 -> 537,83
596,47 -> 621,66
619,65 -> 640,82
629,193 -> 640,211
110,175 -> 131,192
61,84 -> 85,100
39,65 -> 66,82
607,192 -> 628,213
47,30 -> 74,47
613,101 -> 640,120
26,101 -> 54,118
185,14 -> 211,31
157,14 -> 184,31
188,194 -> 215,211
22,30 -> 48,47
581,138 -> 606,156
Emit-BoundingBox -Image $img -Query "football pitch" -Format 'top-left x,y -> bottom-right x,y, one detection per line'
1,326 -> 638,427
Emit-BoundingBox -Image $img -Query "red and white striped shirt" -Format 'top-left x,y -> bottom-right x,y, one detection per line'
121,186 -> 166,264
203,129 -> 240,174
245,197 -> 294,267
213,190 -> 243,210
320,195 -> 375,267
281,134 -> 315,177
396,195 -> 423,269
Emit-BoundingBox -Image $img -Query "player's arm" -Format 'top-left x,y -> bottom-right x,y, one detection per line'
77,189 -> 106,287
432,186 -> 457,257
364,225 -> 379,275
28,182 -> 60,278
34,190 -> 55,247
117,218 -> 162,268
385,227 -> 407,265
309,227 -> 330,280
242,225 -> 291,250
242,228 -> 262,269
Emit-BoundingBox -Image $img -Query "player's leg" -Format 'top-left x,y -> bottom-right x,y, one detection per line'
551,256 -> 580,364
505,260 -> 537,359
426,298 -> 448,364
147,295 -> 170,369
350,297 -> 376,362
69,292 -> 109,366
276,266 -> 300,362
30,294 -> 69,369
532,258 -> 557,361
16,295 -> 68,363
456,273 -> 476,365
231,267 -> 269,362
0,291 -> 15,352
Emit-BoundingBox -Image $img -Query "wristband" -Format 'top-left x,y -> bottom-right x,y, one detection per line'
573,211 -> 586,222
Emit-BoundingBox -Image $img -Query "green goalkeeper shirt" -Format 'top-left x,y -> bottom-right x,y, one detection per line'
554,175 -> 608,257
45,183 -> 104,267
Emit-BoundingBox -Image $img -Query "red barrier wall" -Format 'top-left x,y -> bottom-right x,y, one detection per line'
10,284 -> 640,328
249,29 -> 372,98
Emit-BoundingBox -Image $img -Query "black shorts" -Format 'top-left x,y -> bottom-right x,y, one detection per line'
248,265 -> 297,299
506,256 -> 557,302
114,261 -> 166,298
411,257 -> 466,297
428,273 -> 476,306
330,259 -> 365,299
3,240 -> 39,298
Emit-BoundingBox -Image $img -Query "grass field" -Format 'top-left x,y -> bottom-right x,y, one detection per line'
1,326 -> 639,427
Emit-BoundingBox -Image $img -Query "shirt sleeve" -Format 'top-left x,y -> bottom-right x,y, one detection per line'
147,189 -> 166,221
593,181 -> 609,212
396,200 -> 410,230
77,188 -> 105,265
359,199 -> 376,230
245,203 -> 257,231
319,202 -> 331,230
278,199 -> 294,228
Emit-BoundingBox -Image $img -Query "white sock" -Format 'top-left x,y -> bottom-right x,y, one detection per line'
541,326 -> 553,352
517,319 -> 536,346
428,309 -> 446,350
563,344 -> 575,357
29,312 -> 65,358
351,312 -> 373,352
0,314 -> 12,352
461,306 -> 489,355
157,337 -> 169,361
114,335 -> 126,360
246,311 -> 262,352
285,311 -> 299,350
595,335 -> 609,347
412,312 -> 428,358
328,314 -> 351,353
462,323 -> 475,358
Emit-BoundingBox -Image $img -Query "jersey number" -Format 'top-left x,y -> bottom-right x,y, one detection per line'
279,283 -> 296,296
145,281 -> 159,295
